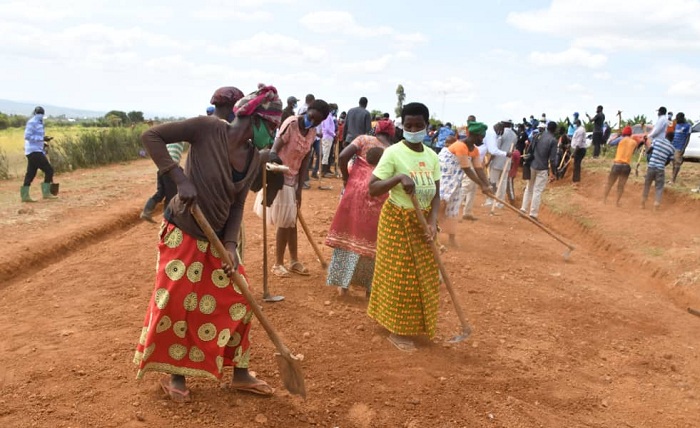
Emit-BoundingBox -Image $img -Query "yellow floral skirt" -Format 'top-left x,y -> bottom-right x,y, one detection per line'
367,202 -> 440,337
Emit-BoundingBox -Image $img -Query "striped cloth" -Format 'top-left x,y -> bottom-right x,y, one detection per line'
167,142 -> 185,164
648,138 -> 674,169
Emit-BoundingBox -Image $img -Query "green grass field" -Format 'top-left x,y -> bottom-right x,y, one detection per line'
0,126 -> 112,178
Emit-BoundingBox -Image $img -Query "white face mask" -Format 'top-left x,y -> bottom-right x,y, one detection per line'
403,129 -> 426,144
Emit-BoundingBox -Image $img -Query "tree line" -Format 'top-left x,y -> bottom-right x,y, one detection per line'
0,110 -> 147,130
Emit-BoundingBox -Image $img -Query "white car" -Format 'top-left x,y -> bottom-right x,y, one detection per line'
683,122 -> 700,161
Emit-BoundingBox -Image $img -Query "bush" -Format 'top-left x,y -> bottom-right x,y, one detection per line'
0,147 -> 10,180
50,126 -> 147,173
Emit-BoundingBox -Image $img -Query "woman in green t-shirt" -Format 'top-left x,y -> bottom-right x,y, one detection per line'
367,102 -> 441,352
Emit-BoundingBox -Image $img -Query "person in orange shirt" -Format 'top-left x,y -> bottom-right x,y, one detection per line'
603,125 -> 639,206
438,122 -> 491,246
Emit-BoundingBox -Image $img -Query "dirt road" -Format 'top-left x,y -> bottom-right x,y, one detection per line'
1,160 -> 699,427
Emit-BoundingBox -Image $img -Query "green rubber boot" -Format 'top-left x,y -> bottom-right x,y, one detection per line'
20,186 -> 37,203
41,183 -> 58,200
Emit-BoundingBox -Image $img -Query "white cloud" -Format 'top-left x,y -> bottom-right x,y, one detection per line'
193,9 -> 272,21
668,80 -> 700,97
300,11 -> 393,37
507,0 -> 700,52
425,77 -> 475,101
216,32 -> 327,63
337,52 -> 414,74
529,48 -> 607,68
300,10 -> 427,43
593,72 -> 611,80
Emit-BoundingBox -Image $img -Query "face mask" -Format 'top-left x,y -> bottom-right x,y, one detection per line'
303,114 -> 314,129
403,129 -> 427,144
252,120 -> 274,149
227,112 -> 235,123
35,114 -> 44,121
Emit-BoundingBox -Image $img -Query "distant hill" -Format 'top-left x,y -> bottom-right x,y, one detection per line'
0,99 -> 105,118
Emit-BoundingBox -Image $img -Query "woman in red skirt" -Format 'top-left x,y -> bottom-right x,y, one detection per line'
134,85 -> 282,401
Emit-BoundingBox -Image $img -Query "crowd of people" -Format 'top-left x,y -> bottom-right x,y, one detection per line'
19,86 -> 698,402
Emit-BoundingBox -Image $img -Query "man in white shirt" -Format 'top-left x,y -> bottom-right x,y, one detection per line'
482,123 -> 509,207
570,119 -> 587,184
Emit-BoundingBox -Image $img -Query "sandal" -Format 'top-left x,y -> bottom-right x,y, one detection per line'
288,261 -> 310,276
160,377 -> 192,403
387,334 -> 416,353
229,379 -> 275,397
271,264 -> 290,278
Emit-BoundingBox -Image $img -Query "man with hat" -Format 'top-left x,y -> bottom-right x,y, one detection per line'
438,122 -> 491,243
281,96 -> 298,125
22,106 -> 57,202
603,125 -> 636,206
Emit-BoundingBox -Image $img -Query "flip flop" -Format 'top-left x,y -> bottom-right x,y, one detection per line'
160,377 -> 192,403
288,261 -> 310,276
387,334 -> 416,353
230,379 -> 275,397
271,264 -> 290,278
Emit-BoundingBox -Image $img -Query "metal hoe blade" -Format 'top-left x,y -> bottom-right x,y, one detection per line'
263,294 -> 285,303
448,326 -> 473,344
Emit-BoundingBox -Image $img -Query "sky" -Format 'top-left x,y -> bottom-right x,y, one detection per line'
1,0 -> 699,126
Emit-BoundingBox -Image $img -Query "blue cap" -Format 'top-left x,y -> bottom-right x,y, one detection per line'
573,112 -> 579,117
206,106 -> 215,115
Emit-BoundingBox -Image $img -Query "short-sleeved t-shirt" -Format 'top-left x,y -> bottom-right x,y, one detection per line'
373,141 -> 441,210
277,115 -> 316,186
448,140 -> 479,167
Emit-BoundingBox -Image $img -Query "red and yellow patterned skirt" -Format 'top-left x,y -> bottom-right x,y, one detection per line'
134,221 -> 253,380
367,202 -> 440,338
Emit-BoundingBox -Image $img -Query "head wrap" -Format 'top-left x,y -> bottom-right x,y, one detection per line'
622,125 -> 632,136
375,119 -> 395,138
210,86 -> 245,106
467,121 -> 487,136
233,84 -> 284,126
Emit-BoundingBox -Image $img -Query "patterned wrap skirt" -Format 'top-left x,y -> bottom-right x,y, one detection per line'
367,202 -> 440,338
326,248 -> 376,290
438,149 -> 465,218
134,221 -> 253,380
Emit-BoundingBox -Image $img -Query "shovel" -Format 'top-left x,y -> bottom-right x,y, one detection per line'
409,194 -> 472,343
191,204 -> 306,398
261,163 -> 287,302
488,194 -> 576,261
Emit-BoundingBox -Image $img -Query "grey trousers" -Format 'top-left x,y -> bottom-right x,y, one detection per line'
642,167 -> 665,205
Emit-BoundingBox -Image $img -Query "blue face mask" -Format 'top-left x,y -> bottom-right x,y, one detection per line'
35,114 -> 44,121
403,129 -> 427,144
303,114 -> 314,129
227,112 -> 235,123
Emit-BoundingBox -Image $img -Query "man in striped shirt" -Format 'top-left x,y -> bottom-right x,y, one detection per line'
642,108 -> 674,210
140,141 -> 184,223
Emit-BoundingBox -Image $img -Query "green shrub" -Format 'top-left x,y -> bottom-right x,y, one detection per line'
50,126 -> 147,173
0,147 -> 10,180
